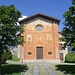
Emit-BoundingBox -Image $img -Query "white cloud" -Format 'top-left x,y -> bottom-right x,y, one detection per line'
18,15 -> 27,21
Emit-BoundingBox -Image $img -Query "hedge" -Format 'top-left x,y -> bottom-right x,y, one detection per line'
65,53 -> 75,63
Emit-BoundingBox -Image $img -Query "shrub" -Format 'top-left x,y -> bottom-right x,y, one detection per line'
6,50 -> 12,59
1,51 -> 7,64
73,55 -> 75,63
65,53 -> 75,63
1,50 -> 12,64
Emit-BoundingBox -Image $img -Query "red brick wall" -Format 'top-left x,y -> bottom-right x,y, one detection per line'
20,18 -> 60,60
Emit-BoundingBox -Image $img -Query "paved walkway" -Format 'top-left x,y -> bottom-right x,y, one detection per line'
6,60 -> 65,75
43,63 -> 55,75
33,63 -> 39,75
24,62 -> 56,75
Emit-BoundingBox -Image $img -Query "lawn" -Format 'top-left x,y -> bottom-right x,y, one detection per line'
9,55 -> 20,61
1,63 -> 28,75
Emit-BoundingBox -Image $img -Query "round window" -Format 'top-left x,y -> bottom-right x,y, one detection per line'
36,25 -> 43,31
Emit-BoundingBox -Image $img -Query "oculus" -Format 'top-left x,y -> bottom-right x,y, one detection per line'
36,25 -> 43,31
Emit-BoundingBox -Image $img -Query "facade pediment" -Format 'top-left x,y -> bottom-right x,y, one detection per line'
19,13 -> 60,24
27,17 -> 52,26
26,17 -> 53,33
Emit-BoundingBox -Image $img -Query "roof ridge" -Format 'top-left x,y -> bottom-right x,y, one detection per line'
19,13 -> 60,24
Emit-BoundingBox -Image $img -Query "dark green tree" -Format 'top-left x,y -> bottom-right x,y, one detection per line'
0,4 -> 24,74
61,0 -> 75,51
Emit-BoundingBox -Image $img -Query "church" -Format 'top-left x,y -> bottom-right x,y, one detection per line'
19,13 -> 60,62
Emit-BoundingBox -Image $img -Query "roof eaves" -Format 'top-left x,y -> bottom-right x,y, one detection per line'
19,13 -> 60,24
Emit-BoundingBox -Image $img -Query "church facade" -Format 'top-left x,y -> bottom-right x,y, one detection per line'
19,13 -> 60,62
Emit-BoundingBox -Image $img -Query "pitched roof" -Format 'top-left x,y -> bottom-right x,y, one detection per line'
19,13 -> 60,24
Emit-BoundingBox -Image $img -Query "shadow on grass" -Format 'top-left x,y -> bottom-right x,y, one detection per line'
56,64 -> 75,75
1,63 -> 28,75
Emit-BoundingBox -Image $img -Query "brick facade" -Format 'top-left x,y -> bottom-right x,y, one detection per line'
19,13 -> 60,61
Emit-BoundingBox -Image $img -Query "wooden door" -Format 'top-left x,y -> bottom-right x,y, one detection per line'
60,53 -> 63,61
36,47 -> 43,59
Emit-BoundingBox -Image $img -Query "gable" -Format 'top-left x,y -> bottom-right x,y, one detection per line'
27,17 -> 52,26
19,13 -> 60,24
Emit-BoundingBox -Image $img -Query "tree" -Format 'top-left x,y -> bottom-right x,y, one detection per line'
61,0 -> 75,51
0,4 -> 24,62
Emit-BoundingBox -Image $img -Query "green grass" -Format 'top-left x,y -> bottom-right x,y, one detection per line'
9,55 -> 20,61
1,63 -> 28,75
